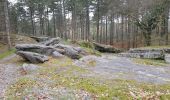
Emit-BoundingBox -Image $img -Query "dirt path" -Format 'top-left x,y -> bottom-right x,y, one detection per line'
0,54 -> 21,99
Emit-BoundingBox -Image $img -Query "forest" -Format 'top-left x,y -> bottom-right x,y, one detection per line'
0,0 -> 169,48
0,0 -> 170,99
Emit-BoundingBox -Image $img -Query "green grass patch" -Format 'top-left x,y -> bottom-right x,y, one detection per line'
133,58 -> 168,66
83,47 -> 101,56
5,77 -> 37,100
0,49 -> 16,60
78,41 -> 94,49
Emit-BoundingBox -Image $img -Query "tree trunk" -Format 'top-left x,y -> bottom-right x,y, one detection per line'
144,31 -> 151,46
121,15 -> 124,48
85,2 -> 90,41
96,0 -> 100,43
127,16 -> 131,48
71,5 -> 76,40
53,10 -> 56,37
4,0 -> 12,50
109,14 -> 113,45
105,16 -> 108,44
29,7 -> 35,35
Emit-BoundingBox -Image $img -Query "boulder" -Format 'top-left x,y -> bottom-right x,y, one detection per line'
16,44 -> 56,55
55,44 -> 81,59
163,48 -> 170,53
22,63 -> 40,73
165,54 -> 170,63
119,52 -> 165,60
52,51 -> 64,58
65,47 -> 81,59
119,48 -> 165,60
41,38 -> 60,46
16,51 -> 49,63
30,36 -> 49,42
93,43 -> 121,53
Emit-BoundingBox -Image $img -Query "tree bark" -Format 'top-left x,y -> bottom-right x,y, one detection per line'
4,0 -> 12,50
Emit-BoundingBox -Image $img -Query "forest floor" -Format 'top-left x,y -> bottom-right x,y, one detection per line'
0,36 -> 170,99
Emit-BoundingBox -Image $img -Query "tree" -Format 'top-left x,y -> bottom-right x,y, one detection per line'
4,0 -> 12,49
134,0 -> 169,46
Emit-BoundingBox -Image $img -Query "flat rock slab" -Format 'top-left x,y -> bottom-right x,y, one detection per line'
120,48 -> 165,60
16,51 -> 49,63
119,52 -> 165,60
16,44 -> 56,55
75,54 -> 170,84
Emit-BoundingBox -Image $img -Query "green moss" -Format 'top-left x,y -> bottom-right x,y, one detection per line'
83,47 -> 101,56
0,49 -> 16,59
133,58 -> 168,66
160,95 -> 170,100
78,41 -> 94,49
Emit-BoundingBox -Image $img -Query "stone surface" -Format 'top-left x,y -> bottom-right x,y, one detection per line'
16,51 -> 49,63
75,54 -> 170,84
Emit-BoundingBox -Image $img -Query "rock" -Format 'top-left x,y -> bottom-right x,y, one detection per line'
129,48 -> 164,53
55,48 -> 66,54
22,63 -> 40,73
65,47 -> 81,59
52,51 -> 64,58
41,38 -> 60,46
30,36 -> 49,42
16,44 -> 56,55
55,44 -> 81,59
16,51 -> 49,63
93,43 -> 121,53
165,54 -> 170,63
119,52 -> 165,60
119,48 -> 165,60
163,48 -> 170,53
73,47 -> 83,53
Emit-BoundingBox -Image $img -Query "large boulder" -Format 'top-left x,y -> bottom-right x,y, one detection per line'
55,44 -> 82,59
41,38 -> 60,46
16,44 -> 56,56
165,54 -> 170,63
16,51 -> 49,63
30,36 -> 49,42
52,51 -> 64,58
163,48 -> 170,53
119,48 -> 165,60
93,43 -> 121,53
